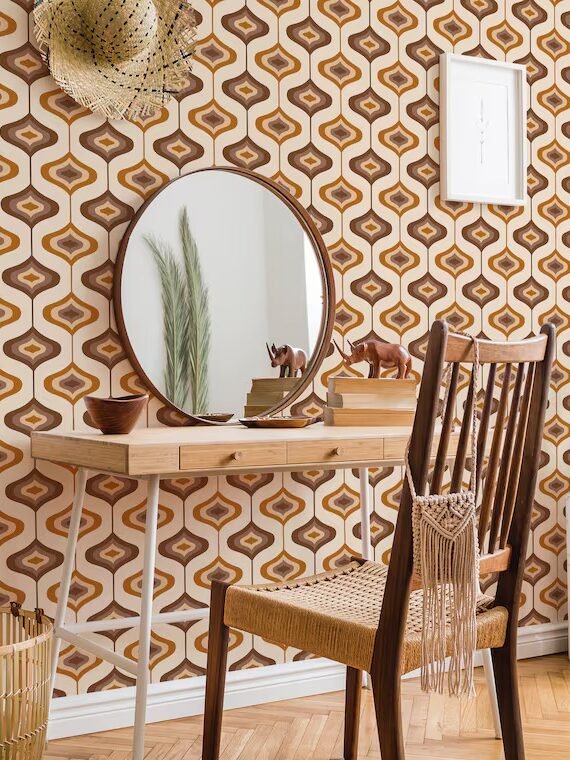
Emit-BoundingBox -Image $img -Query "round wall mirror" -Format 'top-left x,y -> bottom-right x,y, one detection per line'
114,167 -> 334,424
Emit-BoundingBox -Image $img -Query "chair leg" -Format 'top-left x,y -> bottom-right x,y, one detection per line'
202,581 -> 230,760
492,642 -> 524,760
344,667 -> 362,759
371,664 -> 404,760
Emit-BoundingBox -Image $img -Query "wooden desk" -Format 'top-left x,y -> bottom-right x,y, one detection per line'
31,423 -> 441,477
31,423 -> 455,758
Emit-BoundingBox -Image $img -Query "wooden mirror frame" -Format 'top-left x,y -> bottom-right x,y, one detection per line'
113,166 -> 335,425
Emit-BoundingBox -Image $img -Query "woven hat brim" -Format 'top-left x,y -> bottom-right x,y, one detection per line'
34,0 -> 196,120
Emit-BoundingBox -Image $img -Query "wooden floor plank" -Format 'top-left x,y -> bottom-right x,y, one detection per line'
356,691 -> 377,757
273,718 -> 310,760
219,728 -> 254,760
311,710 -> 343,760
549,671 -> 570,712
47,655 -> 570,759
236,724 -> 274,760
292,714 -> 328,759
157,739 -> 196,760
180,736 -> 202,759
424,691 -> 444,741
406,693 -> 430,745
264,721 -> 291,760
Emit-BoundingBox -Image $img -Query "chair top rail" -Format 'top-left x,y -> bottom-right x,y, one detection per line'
445,333 -> 547,364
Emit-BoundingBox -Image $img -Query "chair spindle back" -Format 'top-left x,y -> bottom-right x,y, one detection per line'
373,319 -> 555,677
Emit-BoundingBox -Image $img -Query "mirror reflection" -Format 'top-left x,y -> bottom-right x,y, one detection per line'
119,170 -> 325,419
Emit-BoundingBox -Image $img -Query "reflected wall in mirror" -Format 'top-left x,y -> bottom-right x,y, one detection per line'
114,168 -> 334,424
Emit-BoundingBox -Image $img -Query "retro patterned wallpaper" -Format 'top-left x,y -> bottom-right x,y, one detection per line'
0,0 -> 568,697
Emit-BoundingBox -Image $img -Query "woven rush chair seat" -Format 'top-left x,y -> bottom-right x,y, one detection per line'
224,560 -> 508,674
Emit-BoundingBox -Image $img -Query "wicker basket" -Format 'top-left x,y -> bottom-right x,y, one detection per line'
0,604 -> 53,760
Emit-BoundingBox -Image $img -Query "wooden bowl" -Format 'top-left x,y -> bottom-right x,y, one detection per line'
85,394 -> 148,434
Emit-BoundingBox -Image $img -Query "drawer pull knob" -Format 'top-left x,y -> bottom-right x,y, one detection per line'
331,447 -> 343,457
231,451 -> 243,462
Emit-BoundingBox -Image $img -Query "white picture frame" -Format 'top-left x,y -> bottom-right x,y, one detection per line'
439,53 -> 527,206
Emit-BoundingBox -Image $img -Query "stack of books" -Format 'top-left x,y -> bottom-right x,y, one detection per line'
244,377 -> 299,417
324,377 -> 417,426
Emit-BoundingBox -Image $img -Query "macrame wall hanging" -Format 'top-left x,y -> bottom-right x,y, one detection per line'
406,336 -> 481,697
34,0 -> 197,121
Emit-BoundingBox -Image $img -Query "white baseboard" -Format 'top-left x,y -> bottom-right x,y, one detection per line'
516,621 -> 568,658
48,622 -> 568,740
47,657 -> 346,740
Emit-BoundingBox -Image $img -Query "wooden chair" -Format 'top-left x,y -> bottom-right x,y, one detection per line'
202,319 -> 555,760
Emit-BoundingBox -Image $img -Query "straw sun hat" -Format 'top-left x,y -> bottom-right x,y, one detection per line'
34,0 -> 197,121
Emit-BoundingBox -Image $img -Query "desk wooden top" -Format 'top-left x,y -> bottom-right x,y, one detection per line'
31,423 -> 453,478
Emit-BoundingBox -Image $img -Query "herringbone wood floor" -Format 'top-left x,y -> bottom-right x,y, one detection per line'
47,655 -> 570,759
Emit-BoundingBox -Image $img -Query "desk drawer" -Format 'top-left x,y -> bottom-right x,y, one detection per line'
383,431 -> 457,461
180,442 -> 286,471
287,438 -> 383,466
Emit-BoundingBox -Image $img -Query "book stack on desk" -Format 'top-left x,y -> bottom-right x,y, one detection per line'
244,377 -> 299,417
324,377 -> 417,426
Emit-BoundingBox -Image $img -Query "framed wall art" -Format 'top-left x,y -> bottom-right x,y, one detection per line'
439,53 -> 527,206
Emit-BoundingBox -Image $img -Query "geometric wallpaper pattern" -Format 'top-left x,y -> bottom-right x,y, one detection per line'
0,0 -> 568,696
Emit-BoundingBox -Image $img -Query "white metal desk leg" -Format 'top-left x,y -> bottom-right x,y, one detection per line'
132,475 -> 160,760
50,467 -> 88,701
358,467 -> 372,561
481,648 -> 502,739
359,467 -> 372,689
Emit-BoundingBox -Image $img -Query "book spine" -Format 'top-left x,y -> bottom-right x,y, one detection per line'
327,392 -> 416,409
324,407 -> 416,426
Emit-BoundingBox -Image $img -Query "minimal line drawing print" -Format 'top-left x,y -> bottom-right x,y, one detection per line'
440,54 -> 526,205
477,98 -> 490,165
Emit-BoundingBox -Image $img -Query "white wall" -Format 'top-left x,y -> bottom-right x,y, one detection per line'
263,193 -> 310,351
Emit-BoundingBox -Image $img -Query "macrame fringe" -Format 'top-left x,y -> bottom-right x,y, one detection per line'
407,332 -> 482,697
414,493 -> 479,697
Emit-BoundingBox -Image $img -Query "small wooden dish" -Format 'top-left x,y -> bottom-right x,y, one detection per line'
85,394 -> 148,434
157,409 -> 234,426
239,415 -> 322,429
195,412 -> 234,423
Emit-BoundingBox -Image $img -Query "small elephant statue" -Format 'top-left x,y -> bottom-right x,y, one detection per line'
334,339 -> 412,379
266,343 -> 307,378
